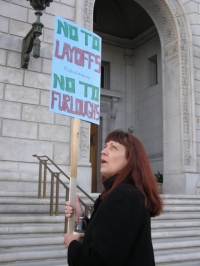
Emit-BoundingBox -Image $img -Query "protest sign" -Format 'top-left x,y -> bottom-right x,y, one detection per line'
50,15 -> 102,125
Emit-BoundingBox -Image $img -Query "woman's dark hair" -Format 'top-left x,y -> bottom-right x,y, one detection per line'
101,130 -> 163,217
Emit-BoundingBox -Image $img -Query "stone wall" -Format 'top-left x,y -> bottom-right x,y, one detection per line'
0,0 -> 89,192
133,35 -> 163,174
182,1 -> 200,174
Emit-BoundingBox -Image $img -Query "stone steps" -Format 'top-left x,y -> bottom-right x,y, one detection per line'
0,234 -> 63,248
155,247 -> 200,265
0,194 -> 200,265
154,212 -> 200,220
153,237 -> 200,250
0,260 -> 67,266
0,246 -> 67,264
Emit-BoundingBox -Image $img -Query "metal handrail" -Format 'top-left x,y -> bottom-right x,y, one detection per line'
33,154 -> 95,233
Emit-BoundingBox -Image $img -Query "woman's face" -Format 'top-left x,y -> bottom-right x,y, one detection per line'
100,141 -> 128,179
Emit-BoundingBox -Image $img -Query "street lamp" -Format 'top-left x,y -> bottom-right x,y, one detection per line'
21,0 -> 53,69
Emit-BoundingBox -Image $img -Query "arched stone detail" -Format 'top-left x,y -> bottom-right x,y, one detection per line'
74,0 -> 95,171
78,0 -> 197,193
133,0 -> 196,175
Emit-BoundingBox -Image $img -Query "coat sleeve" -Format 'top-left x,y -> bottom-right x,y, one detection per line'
68,184 -> 144,266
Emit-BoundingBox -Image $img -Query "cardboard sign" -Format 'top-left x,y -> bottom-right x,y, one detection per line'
50,15 -> 102,125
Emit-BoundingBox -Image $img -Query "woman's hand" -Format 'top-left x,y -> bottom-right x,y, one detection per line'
65,195 -> 84,222
63,232 -> 85,248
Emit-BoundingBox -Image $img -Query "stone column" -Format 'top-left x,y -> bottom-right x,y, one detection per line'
77,120 -> 92,192
124,54 -> 134,133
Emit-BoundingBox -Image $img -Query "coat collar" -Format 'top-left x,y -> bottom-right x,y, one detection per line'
103,175 -> 117,192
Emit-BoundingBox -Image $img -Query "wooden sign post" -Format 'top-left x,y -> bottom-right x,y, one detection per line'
67,118 -> 80,233
49,16 -> 101,233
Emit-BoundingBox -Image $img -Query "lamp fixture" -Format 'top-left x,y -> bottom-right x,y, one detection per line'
21,0 -> 53,69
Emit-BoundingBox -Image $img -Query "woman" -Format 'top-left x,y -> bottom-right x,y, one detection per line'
64,130 -> 163,266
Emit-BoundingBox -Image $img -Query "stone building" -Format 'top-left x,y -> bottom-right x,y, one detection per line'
0,0 -> 200,195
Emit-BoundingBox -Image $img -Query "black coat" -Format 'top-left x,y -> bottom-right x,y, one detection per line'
68,177 -> 155,266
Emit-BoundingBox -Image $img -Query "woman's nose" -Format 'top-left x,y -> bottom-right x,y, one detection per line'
101,147 -> 108,155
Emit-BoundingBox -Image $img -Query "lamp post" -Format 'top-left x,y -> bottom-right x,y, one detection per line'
21,0 -> 53,69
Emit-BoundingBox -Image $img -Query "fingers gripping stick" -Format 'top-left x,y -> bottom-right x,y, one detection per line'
67,177 -> 77,233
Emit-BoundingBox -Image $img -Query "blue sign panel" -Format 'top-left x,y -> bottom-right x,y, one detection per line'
50,15 -> 102,124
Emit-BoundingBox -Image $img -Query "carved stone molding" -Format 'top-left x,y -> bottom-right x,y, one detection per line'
164,41 -> 178,61
148,153 -> 163,162
166,0 -> 191,167
134,0 -> 192,168
83,0 -> 95,31
95,26 -> 158,49
81,0 -> 194,170
100,89 -> 121,121
135,0 -> 177,46
79,122 -> 90,159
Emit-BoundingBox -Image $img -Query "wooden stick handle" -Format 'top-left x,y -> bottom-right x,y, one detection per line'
67,118 -> 80,233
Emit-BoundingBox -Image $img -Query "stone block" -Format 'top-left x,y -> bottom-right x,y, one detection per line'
0,137 -> 53,162
193,45 -> 200,58
55,114 -> 71,126
197,142 -> 200,156
193,35 -> 200,46
125,102 -> 133,113
40,42 -> 53,59
0,100 -> 21,120
165,141 -> 181,172
26,55 -> 42,73
164,56 -> 179,91
0,83 -> 4,99
194,80 -> 200,93
184,1 -> 199,14
164,89 -> 180,118
196,117 -> 200,130
196,104 -> 200,117
2,120 -> 38,139
40,90 -> 50,107
0,33 -> 22,53
42,58 -> 52,74
0,1 -> 28,22
9,19 -> 31,38
0,66 -> 23,85
163,173 -> 185,194
188,13 -> 200,25
194,69 -> 200,81
40,13 -> 55,31
28,11 -> 54,30
77,166 -> 92,193
11,0 -> 30,8
0,16 -> 9,33
43,28 -> 54,44
0,180 -> 38,193
191,25 -> 200,35
165,116 -> 181,143
24,71 -> 50,90
61,0 -> 75,6
7,51 -> 21,68
39,124 -> 70,142
196,180 -> 200,195
0,49 -> 6,66
194,57 -> 200,70
46,2 -> 74,21
53,142 -> 70,165
19,162 -> 39,174
27,9 -> 37,25
0,161 -> 19,172
5,84 -> 39,105
22,104 -> 54,124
